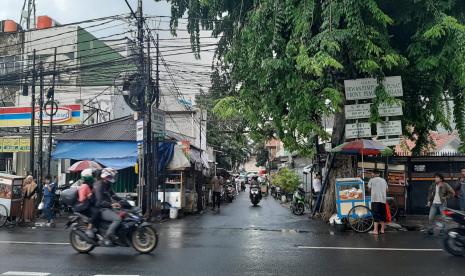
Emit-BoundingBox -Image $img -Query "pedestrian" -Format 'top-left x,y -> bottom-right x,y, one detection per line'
458,168 -> 465,211
312,173 -> 322,195
427,173 -> 455,234
212,176 -> 222,212
22,175 -> 37,223
42,175 -> 57,227
367,170 -> 388,235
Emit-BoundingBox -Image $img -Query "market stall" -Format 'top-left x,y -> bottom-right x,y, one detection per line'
0,173 -> 24,226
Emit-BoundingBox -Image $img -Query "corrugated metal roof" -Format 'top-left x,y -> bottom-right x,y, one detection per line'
56,116 -> 137,141
56,116 -> 188,142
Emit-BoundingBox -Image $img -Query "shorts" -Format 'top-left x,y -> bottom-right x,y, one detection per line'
371,202 -> 387,222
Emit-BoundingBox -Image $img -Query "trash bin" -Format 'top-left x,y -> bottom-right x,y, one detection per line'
169,207 -> 179,219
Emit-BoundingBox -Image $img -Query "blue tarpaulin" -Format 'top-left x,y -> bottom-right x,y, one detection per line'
52,141 -> 175,171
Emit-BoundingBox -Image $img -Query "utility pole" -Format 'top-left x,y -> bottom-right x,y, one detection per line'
153,33 -> 160,213
29,49 -> 36,178
145,36 -> 153,217
47,47 -> 57,177
38,62 -> 44,186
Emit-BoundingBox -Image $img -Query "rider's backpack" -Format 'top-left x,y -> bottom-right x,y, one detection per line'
60,187 -> 78,207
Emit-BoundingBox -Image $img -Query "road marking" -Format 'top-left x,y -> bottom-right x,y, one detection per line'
94,275 -> 140,276
0,241 -> 68,246
297,246 -> 443,252
2,272 -> 50,276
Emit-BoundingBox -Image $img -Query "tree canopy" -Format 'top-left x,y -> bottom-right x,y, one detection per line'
159,0 -> 465,155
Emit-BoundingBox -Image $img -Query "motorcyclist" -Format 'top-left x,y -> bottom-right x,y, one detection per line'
94,168 -> 122,246
74,168 -> 98,238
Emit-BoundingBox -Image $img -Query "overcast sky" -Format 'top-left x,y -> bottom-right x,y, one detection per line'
1,0 -> 214,65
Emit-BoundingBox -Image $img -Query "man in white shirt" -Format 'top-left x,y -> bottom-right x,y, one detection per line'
312,173 -> 322,194
367,170 -> 388,235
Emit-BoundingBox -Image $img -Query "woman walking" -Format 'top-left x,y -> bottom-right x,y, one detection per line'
22,176 -> 37,223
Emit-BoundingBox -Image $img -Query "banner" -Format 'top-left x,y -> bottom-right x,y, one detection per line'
0,138 -> 30,153
0,104 -> 82,127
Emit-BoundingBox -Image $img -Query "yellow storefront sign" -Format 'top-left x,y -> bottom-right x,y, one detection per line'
0,138 -> 30,153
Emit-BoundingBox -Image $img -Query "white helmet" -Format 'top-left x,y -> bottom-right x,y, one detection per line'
101,168 -> 117,183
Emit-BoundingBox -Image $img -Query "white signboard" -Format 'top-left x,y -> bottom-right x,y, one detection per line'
345,103 -> 371,120
379,103 -> 403,117
377,138 -> 401,147
377,120 -> 402,136
151,106 -> 166,138
345,76 -> 403,100
345,123 -> 372,139
136,120 -> 144,142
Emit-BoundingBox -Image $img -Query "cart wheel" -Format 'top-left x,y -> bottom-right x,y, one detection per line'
348,205 -> 374,233
387,198 -> 398,218
0,204 -> 7,227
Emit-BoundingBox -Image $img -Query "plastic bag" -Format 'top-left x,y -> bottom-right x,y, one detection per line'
38,200 -> 44,210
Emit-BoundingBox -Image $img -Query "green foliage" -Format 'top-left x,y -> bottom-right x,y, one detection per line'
255,147 -> 269,167
271,168 -> 300,194
163,0 -> 465,155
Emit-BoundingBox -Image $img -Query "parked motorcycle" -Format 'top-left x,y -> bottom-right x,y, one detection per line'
442,208 -> 465,257
250,186 -> 262,206
66,200 -> 158,254
290,187 -> 305,215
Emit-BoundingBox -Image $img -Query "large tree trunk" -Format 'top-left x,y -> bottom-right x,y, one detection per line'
320,111 -> 356,221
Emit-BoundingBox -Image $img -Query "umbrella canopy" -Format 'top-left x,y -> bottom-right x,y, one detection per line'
67,160 -> 103,173
330,139 -> 392,156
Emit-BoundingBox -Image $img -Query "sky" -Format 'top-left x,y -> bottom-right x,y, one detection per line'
0,0 -> 215,65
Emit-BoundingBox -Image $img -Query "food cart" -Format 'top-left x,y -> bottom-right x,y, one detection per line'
335,178 -> 374,233
0,173 -> 24,227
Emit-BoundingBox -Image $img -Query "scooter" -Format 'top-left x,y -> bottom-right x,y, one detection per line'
225,184 -> 235,203
442,208 -> 465,256
250,186 -> 262,206
290,187 -> 305,215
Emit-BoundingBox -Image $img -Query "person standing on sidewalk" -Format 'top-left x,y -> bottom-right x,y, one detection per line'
21,175 -> 37,223
212,176 -> 222,212
459,168 -> 465,211
427,173 -> 455,234
42,175 -> 57,227
367,170 -> 388,235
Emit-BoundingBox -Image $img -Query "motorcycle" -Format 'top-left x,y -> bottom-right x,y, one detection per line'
442,208 -> 465,257
250,186 -> 262,206
290,187 -> 305,215
225,184 -> 235,203
241,182 -> 246,191
66,200 -> 159,254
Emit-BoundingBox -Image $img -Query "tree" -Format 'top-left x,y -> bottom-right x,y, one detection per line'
161,0 -> 465,216
271,168 -> 300,194
255,147 -> 269,167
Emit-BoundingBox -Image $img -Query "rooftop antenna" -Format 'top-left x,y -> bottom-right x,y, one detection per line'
20,0 -> 36,30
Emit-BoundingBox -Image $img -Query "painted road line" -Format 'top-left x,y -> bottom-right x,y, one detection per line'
296,246 -> 442,252
2,272 -> 50,276
0,241 -> 68,246
94,275 -> 140,276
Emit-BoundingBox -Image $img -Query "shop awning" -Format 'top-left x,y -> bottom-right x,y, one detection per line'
52,141 -> 175,171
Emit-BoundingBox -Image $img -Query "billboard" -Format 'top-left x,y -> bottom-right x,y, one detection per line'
0,104 -> 82,127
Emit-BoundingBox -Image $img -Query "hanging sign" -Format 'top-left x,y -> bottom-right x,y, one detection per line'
345,103 -> 371,120
344,76 -> 403,100
378,103 -> 403,117
151,106 -> 166,139
345,123 -> 372,139
377,120 -> 402,136
377,137 -> 401,147
136,120 -> 144,143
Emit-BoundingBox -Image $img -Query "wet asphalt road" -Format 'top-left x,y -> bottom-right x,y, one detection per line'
0,189 -> 463,276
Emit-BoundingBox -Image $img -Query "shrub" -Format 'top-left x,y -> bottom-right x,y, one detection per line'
271,168 -> 300,194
